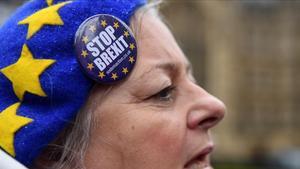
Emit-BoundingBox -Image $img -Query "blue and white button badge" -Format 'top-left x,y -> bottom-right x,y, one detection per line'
75,14 -> 137,84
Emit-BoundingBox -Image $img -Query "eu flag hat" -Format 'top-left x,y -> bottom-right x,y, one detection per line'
0,0 -> 146,166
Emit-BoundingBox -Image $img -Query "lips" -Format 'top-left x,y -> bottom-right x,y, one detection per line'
184,146 -> 214,169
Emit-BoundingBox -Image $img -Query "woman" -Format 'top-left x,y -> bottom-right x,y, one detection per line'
0,0 -> 225,169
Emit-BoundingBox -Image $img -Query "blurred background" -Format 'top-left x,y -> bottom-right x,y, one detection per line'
1,0 -> 300,169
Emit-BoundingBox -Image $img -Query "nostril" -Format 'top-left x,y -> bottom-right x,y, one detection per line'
187,110 -> 224,130
198,116 -> 221,130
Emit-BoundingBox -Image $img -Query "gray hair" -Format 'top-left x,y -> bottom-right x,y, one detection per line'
33,1 -> 163,169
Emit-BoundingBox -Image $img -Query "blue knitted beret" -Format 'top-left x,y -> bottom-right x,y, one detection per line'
0,0 -> 146,166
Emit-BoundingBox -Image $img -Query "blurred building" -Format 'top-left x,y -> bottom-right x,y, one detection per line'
0,1 -> 16,24
163,0 -> 300,163
1,0 -> 300,165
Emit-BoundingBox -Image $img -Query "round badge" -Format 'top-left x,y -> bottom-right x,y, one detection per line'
74,14 -> 137,84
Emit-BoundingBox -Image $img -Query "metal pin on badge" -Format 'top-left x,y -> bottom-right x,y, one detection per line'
74,14 -> 137,84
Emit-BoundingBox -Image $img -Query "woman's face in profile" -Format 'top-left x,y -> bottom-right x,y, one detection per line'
84,12 -> 226,169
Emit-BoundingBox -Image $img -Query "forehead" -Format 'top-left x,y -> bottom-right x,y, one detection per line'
131,11 -> 189,76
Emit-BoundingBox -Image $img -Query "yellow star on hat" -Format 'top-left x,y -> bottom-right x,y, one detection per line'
46,0 -> 53,6
0,44 -> 55,101
18,1 -> 71,39
0,103 -> 33,156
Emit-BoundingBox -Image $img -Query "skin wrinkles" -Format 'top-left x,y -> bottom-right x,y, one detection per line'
84,10 -> 226,169
130,61 -> 193,103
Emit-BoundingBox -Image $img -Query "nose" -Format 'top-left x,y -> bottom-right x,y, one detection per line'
186,85 -> 226,130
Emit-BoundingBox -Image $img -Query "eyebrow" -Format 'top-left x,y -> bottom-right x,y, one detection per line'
137,61 -> 192,81
156,62 -> 177,74
156,61 -> 192,76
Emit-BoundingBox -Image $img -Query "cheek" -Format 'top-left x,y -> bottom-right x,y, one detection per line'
120,110 -> 186,166
145,117 -> 184,153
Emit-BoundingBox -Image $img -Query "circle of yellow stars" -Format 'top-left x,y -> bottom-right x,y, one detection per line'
79,18 -> 136,82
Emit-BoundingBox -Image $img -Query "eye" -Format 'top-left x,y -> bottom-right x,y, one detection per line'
148,86 -> 176,102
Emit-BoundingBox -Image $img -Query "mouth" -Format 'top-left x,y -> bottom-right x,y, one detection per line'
184,146 -> 214,169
